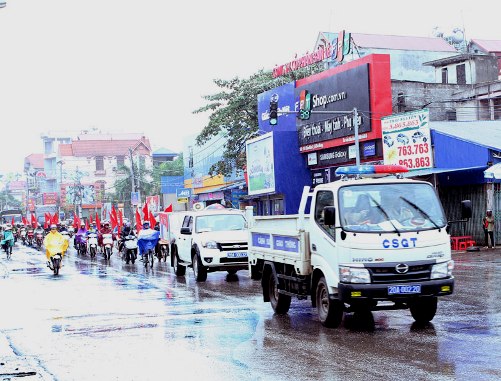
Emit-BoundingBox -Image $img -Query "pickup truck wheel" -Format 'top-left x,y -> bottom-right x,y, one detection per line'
193,252 -> 207,282
173,253 -> 186,276
409,296 -> 437,323
268,271 -> 291,314
316,277 -> 343,328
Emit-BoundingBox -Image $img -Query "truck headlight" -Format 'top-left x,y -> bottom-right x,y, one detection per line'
431,260 -> 454,279
202,240 -> 218,249
339,266 -> 370,284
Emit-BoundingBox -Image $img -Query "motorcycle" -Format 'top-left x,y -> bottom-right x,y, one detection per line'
20,228 -> 27,245
138,229 -> 160,269
67,226 -> 75,238
35,232 -> 44,251
155,238 -> 169,262
45,236 -> 68,276
61,231 -> 71,250
122,235 -> 138,264
76,236 -> 87,256
102,233 -> 114,261
1,230 -> 14,259
87,232 -> 98,258
26,229 -> 34,247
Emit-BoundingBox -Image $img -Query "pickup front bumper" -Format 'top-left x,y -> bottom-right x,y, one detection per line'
338,277 -> 454,305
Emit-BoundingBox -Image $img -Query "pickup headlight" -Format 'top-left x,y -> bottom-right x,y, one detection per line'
202,240 -> 218,249
339,266 -> 370,284
431,260 -> 454,279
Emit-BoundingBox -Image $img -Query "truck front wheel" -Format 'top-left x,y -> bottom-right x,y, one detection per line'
267,271 -> 291,314
409,296 -> 437,324
316,277 -> 343,328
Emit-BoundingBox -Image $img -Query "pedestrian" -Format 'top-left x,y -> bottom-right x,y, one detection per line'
482,209 -> 495,248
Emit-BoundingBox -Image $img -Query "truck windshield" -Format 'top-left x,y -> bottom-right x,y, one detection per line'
195,214 -> 246,233
338,183 -> 446,233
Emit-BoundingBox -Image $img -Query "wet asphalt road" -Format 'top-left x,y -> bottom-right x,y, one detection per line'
0,243 -> 500,381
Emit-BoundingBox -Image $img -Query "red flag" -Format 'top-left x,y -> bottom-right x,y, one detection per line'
11,217 -> 15,226
95,213 -> 101,230
164,204 -> 173,213
31,213 -> 37,228
135,208 -> 142,233
149,212 -> 156,229
110,206 -> 118,229
85,219 -> 89,230
142,203 -> 149,221
44,213 -> 50,229
22,216 -> 28,226
89,214 -> 93,225
118,209 -> 123,235
52,213 -> 59,225
73,214 -> 78,228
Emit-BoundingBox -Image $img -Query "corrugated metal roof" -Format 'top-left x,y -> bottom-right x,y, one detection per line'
471,39 -> 501,52
403,165 -> 486,178
431,121 -> 501,150
318,32 -> 456,52
67,139 -> 151,157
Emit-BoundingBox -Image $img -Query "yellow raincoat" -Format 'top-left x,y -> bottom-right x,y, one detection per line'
43,231 -> 69,260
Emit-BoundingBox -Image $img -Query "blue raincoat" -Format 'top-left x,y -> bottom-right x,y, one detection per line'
1,230 -> 15,247
137,229 -> 160,255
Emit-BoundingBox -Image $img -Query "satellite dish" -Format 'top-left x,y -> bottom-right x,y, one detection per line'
193,202 -> 204,211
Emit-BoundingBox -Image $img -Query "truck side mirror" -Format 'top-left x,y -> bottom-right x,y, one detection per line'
461,200 -> 472,220
180,227 -> 192,235
323,206 -> 336,226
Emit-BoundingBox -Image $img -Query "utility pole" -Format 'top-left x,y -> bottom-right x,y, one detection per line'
129,148 -> 136,220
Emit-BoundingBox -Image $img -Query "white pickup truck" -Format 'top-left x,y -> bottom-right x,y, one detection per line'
247,165 -> 471,328
169,208 -> 249,281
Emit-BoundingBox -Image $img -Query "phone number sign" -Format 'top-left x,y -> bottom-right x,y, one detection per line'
381,109 -> 433,170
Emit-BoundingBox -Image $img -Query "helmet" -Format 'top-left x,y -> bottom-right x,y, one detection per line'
142,221 -> 150,229
50,224 -> 57,230
124,221 -> 130,228
80,222 -> 85,227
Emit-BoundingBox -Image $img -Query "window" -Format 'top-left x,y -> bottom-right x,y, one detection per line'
441,68 -> 448,84
397,92 -> 406,113
456,64 -> 466,85
95,156 -> 104,171
315,191 -> 335,237
44,141 -> 53,155
116,156 -> 124,168
139,156 -> 145,168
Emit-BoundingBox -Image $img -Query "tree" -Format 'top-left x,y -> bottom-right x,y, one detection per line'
151,154 -> 184,195
193,64 -> 323,176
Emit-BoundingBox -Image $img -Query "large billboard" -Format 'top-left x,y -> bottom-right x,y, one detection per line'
296,63 -> 371,149
64,184 -> 95,205
246,133 -> 275,196
381,109 -> 433,170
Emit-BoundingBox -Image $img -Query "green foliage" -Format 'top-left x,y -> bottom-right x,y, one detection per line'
0,190 -> 21,210
193,64 -> 324,176
151,154 -> 184,195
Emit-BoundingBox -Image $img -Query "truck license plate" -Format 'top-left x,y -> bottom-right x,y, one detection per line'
387,285 -> 421,295
227,252 -> 247,258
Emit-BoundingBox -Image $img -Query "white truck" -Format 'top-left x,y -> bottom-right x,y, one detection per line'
167,208 -> 249,281
246,165 -> 471,328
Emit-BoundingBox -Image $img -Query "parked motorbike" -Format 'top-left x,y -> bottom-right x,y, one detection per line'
122,235 -> 138,264
45,237 -> 67,276
87,232 -> 98,258
102,233 -> 114,261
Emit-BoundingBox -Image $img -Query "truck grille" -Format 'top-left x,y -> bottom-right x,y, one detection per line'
367,263 -> 432,283
217,242 -> 248,251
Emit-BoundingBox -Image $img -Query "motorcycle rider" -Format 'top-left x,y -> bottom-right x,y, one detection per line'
118,221 -> 135,253
43,224 -> 69,268
137,221 -> 159,262
98,222 -> 115,253
1,224 -> 15,256
75,222 -> 88,252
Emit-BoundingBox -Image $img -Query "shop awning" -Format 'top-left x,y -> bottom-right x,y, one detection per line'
403,165 -> 487,178
484,162 -> 501,180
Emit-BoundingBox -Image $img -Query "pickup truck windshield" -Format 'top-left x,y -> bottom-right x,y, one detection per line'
196,214 -> 246,233
338,183 -> 446,233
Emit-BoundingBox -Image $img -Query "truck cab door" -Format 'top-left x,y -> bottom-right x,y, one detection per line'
310,191 -> 337,266
177,215 -> 193,263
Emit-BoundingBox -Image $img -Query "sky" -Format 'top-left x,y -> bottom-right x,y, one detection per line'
1,0 -> 501,174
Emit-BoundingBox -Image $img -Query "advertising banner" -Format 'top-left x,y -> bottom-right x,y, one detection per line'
131,192 -> 140,205
296,63 -> 371,149
102,202 -> 111,221
246,133 -> 275,196
381,109 -> 433,170
43,192 -> 58,205
146,195 -> 160,213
